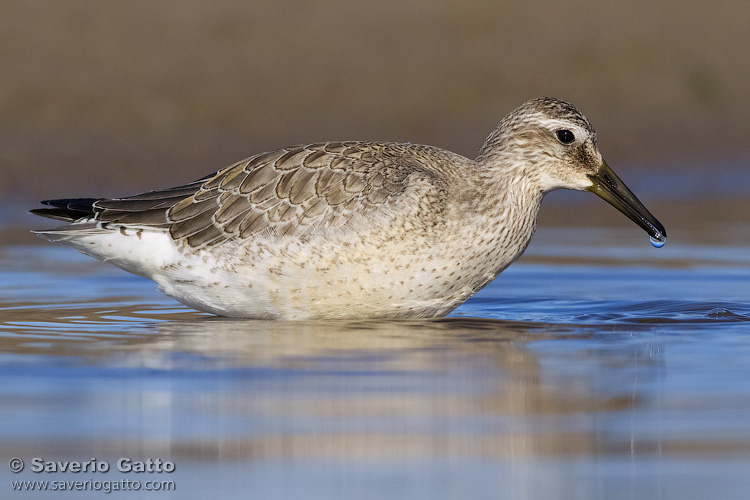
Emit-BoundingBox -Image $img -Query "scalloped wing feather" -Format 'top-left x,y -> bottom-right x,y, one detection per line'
89,142 -> 442,249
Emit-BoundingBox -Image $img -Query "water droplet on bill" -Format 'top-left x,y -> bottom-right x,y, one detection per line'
650,235 -> 666,248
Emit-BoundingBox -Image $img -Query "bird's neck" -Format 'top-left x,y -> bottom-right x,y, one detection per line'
458,160 -> 545,274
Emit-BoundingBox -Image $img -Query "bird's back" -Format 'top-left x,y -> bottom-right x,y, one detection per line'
35,141 -> 465,249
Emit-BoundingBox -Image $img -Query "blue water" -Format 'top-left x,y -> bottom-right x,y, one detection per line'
1,228 -> 749,500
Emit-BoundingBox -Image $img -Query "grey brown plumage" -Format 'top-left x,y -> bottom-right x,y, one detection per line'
35,141 -> 449,249
31,98 -> 666,319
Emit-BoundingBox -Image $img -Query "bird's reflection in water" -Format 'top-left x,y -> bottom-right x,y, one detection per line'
75,316 -> 655,461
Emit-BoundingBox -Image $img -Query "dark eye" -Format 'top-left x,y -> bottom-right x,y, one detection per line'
555,129 -> 575,144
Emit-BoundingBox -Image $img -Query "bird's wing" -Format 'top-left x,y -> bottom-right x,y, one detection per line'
91,142 -> 441,248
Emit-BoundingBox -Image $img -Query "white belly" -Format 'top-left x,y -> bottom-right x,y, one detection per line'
40,213 -> 529,320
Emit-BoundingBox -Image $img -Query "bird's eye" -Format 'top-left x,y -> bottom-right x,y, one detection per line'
555,129 -> 575,144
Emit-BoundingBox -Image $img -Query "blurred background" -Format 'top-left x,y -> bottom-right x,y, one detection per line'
3,4 -> 750,499
2,0 -> 749,242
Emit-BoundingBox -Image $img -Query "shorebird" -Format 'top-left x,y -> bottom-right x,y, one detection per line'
32,98 -> 666,319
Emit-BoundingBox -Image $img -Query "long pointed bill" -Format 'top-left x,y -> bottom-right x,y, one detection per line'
587,161 -> 667,247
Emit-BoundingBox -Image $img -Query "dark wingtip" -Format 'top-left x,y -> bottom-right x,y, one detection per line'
30,198 -> 99,221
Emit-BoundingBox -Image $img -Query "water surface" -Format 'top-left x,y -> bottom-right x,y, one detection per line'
1,227 -> 749,499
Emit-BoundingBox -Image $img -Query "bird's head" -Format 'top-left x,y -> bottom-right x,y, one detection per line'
478,97 -> 666,247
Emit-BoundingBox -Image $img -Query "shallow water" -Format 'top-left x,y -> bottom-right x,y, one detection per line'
1,227 -> 750,499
